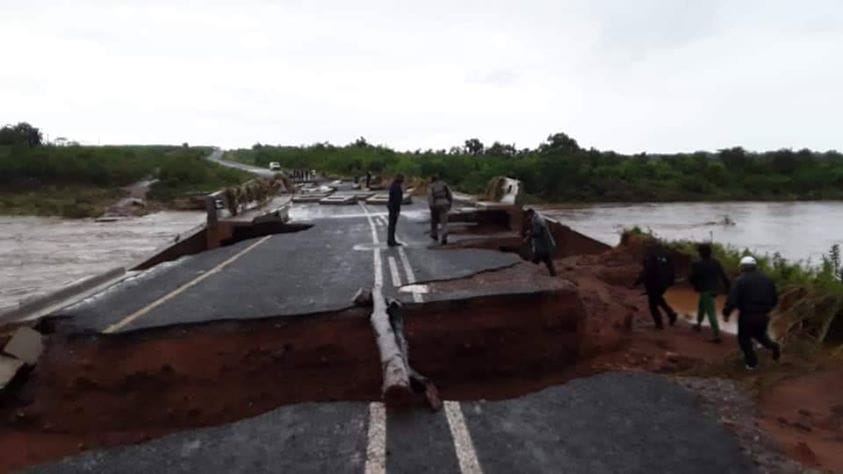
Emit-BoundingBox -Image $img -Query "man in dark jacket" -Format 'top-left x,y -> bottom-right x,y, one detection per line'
635,242 -> 678,329
723,256 -> 781,369
689,243 -> 731,342
386,174 -> 404,247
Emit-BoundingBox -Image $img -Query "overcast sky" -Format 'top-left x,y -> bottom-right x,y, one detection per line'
2,0 -> 842,152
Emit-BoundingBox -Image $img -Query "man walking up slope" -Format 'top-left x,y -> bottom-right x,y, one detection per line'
723,256 -> 782,370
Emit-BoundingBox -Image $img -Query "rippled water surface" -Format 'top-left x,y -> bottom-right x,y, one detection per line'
0,212 -> 204,310
541,201 -> 843,264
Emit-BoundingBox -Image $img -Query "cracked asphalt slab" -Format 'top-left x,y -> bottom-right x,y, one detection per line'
31,372 -> 753,473
54,203 -> 520,333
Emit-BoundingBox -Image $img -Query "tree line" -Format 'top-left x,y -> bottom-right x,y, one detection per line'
234,133 -> 843,202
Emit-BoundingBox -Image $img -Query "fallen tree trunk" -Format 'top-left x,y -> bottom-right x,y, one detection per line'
387,300 -> 442,411
369,292 -> 412,403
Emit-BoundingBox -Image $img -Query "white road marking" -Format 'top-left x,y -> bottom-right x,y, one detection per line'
103,235 -> 272,333
397,244 -> 423,303
364,402 -> 387,474
397,246 -> 416,283
387,256 -> 402,288
360,202 -> 388,472
444,401 -> 484,474
360,203 -> 381,244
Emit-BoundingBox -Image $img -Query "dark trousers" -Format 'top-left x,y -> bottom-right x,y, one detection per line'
738,313 -> 779,368
646,289 -> 675,326
532,253 -> 557,276
387,208 -> 399,245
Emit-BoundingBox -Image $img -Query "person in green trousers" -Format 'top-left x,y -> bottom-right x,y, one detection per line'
689,243 -> 731,342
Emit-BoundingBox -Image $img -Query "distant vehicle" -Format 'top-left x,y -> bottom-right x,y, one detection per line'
269,162 -> 281,171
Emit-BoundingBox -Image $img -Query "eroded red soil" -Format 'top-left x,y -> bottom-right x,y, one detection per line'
758,366 -> 843,472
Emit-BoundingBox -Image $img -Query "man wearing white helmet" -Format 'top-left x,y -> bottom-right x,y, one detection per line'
723,256 -> 782,369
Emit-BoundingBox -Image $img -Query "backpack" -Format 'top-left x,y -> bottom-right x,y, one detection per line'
644,251 -> 675,289
657,254 -> 676,287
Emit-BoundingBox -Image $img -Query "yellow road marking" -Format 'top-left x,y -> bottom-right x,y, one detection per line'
103,235 -> 272,333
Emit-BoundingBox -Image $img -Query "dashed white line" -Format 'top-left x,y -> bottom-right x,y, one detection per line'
397,243 -> 423,303
387,256 -> 402,288
444,401 -> 484,474
364,402 -> 387,474
397,246 -> 416,283
103,235 -> 272,334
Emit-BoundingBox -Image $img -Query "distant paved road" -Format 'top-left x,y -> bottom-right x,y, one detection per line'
205,148 -> 277,177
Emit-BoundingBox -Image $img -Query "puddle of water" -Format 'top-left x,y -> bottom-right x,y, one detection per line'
0,212 -> 204,310
666,287 -> 738,335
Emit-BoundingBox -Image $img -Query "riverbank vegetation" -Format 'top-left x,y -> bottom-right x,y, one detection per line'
0,142 -> 250,217
627,227 -> 843,354
228,133 -> 843,202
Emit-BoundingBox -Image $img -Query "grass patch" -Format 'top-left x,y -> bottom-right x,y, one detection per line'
0,145 -> 251,217
0,186 -> 126,218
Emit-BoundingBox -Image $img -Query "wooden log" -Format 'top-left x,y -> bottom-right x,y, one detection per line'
370,293 -> 412,403
386,299 -> 442,411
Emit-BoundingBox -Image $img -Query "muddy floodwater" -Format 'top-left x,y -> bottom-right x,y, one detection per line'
0,212 -> 204,311
542,201 -> 843,264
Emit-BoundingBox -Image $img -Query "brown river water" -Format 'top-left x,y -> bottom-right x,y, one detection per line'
0,212 -> 204,312
541,201 -> 843,264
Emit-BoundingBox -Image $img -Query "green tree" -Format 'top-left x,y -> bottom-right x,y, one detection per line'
486,141 -> 517,157
539,132 -> 580,155
464,138 -> 484,156
0,122 -> 43,147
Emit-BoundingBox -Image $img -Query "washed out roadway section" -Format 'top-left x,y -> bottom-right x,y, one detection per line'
57,203 -> 520,333
32,373 -> 753,473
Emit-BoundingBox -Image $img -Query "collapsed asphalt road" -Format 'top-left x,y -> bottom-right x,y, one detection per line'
31,372 -> 753,473
15,201 -> 759,473
57,203 -> 520,333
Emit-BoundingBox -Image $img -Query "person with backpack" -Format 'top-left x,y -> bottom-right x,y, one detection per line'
427,174 -> 453,245
689,243 -> 731,342
635,241 -> 678,329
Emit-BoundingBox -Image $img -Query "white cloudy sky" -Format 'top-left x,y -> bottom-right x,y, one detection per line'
2,0 -> 842,152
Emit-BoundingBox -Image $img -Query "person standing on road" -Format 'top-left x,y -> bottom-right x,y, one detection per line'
387,174 -> 404,247
523,208 -> 558,276
428,174 -> 453,245
689,243 -> 731,343
723,256 -> 781,370
635,242 -> 678,329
